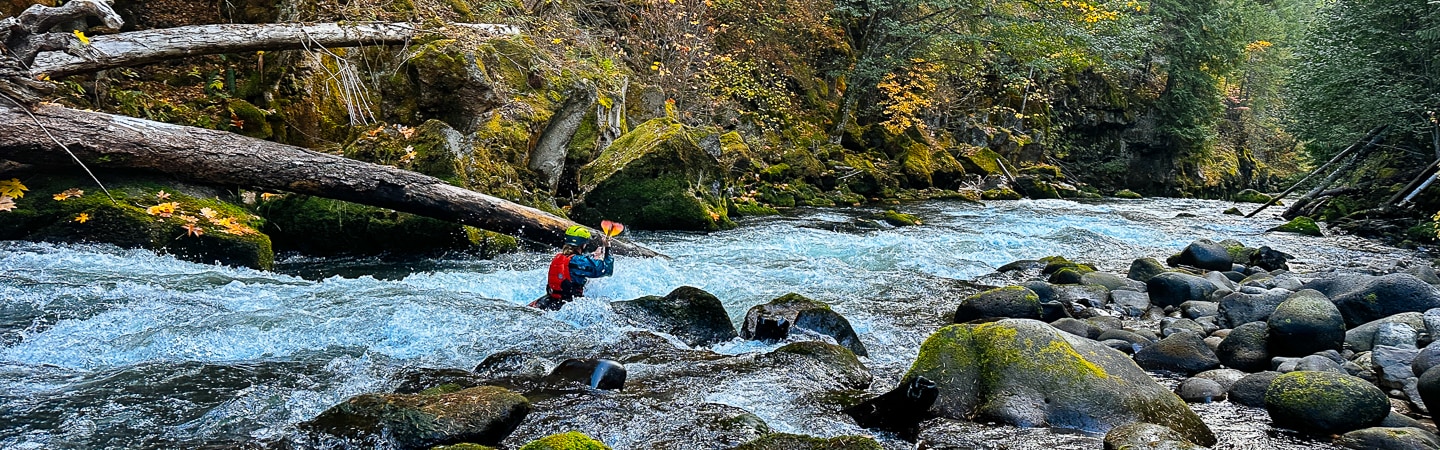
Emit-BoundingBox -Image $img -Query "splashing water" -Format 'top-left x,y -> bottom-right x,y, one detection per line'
0,199 -> 1418,449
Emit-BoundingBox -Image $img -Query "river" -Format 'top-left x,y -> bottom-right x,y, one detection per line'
0,198 -> 1425,449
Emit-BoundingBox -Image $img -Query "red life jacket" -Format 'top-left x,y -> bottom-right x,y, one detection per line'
546,253 -> 582,299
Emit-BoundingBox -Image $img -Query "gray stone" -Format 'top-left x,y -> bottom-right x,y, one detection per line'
1147,272 -> 1220,308
1161,318 -> 1205,337
1347,313 -> 1427,353
1405,377 -> 1429,414
1296,354 -> 1344,373
1373,345 -> 1422,389
1408,265 -> 1440,285
1216,321 -> 1270,372
1111,290 -> 1151,317
1134,331 -> 1221,375
1081,272 -> 1135,291
1128,258 -> 1167,282
1336,427 -> 1440,450
1193,368 -> 1247,391
1217,288 -> 1292,328
1413,341 -> 1440,376
1205,271 -> 1238,292
1424,308 -> 1440,341
1054,284 -> 1109,309
1304,273 -> 1440,327
1272,356 -> 1300,372
1180,301 -> 1219,319
1175,378 -> 1226,403
612,286 -> 739,347
1176,239 -> 1234,271
954,286 -> 1042,324
1377,322 -> 1420,349
1228,371 -> 1282,407
743,293 -> 867,356
1052,317 -> 1102,340
1204,336 -> 1223,351
1103,423 -> 1204,450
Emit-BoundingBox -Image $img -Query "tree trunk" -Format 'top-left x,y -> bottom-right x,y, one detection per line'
30,22 -> 520,78
0,103 -> 661,257
528,80 -> 596,192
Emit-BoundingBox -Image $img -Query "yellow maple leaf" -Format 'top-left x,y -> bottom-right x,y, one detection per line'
260,192 -> 281,201
0,196 -> 14,212
75,213 -> 90,223
72,30 -> 90,46
146,202 -> 179,217
156,190 -> 171,200
182,223 -> 204,237
0,178 -> 27,199
199,207 -> 218,219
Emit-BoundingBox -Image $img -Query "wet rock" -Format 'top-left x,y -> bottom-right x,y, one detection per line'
302,386 -> 531,449
1049,267 -> 1087,285
1348,313 -> 1428,353
1087,316 -> 1125,332
1052,317 -> 1102,340
1193,368 -> 1247,391
1217,288 -> 1292,328
953,286 -> 1042,323
1021,281 -> 1057,303
473,350 -> 551,381
1175,378 -> 1227,403
1216,321 -> 1271,372
572,117 -> 734,231
543,359 -> 627,390
997,259 -> 1046,272
742,293 -> 866,356
611,286 -> 738,347
1204,271 -> 1238,292
1418,366 -> 1440,417
752,317 -> 790,341
1406,377 -> 1429,414
1377,322 -> 1420,349
1295,354 -> 1344,373
1180,301 -> 1218,319
1349,352 -> 1379,382
1083,272 -> 1141,291
761,341 -> 873,389
1228,371 -> 1282,407
1265,371 -> 1390,434
733,433 -> 883,450
1412,341 -> 1440,376
514,431 -> 610,450
1267,290 -> 1344,357
843,376 -> 938,438
1128,258 -> 1168,283
1160,318 -> 1204,337
1173,239 -> 1234,271
1304,273 -> 1440,327
1099,329 -> 1157,348
393,368 -> 486,395
1040,301 -> 1072,322
1269,216 -> 1323,236
1374,345 -> 1421,390
1204,336 -> 1223,351
1111,290 -> 1151,317
907,319 -> 1216,445
1102,422 -> 1204,450
1252,246 -> 1294,272
1054,284 -> 1109,308
1147,273 -> 1219,308
1134,331 -> 1221,375
1424,308 -> 1440,340
1336,427 -> 1440,450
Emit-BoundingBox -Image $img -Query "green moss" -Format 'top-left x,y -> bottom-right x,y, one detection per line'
226,98 -> 274,139
1268,216 -> 1323,236
760,163 -> 791,182
1114,189 -> 1142,199
1224,207 -> 1243,215
345,120 -> 462,182
517,431 -> 610,450
573,117 -> 735,231
771,292 -> 831,309
431,443 -> 495,450
1019,164 -> 1063,179
958,146 -> 1005,176
255,195 -> 475,256
419,383 -> 465,396
875,210 -> 921,226
1233,189 -> 1272,204
982,188 -> 1023,200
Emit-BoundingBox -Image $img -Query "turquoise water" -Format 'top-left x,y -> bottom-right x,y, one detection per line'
0,198 -> 1415,449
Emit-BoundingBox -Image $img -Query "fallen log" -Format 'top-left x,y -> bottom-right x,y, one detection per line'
0,103 -> 662,257
30,22 -> 521,78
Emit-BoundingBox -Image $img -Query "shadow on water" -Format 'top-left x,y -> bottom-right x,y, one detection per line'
0,198 -> 1422,449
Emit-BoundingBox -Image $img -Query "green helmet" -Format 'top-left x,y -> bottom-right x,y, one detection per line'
564,225 -> 592,246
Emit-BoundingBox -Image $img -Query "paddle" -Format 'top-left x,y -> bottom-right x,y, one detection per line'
600,220 -> 625,237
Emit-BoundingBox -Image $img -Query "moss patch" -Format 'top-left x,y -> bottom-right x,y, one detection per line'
982,188 -> 1023,200
1114,189 -> 1142,199
573,117 -> 735,231
255,194 -> 477,256
517,431 -> 610,450
880,210 -> 921,226
1269,216 -> 1322,236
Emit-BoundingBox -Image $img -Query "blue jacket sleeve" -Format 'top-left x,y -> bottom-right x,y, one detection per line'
568,254 -> 614,278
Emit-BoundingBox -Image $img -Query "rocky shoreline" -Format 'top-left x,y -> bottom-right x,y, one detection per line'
248,236 -> 1440,449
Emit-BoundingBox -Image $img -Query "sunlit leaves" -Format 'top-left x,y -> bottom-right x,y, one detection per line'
155,190 -> 171,200
146,202 -> 179,217
74,213 -> 90,223
182,223 -> 204,237
53,188 -> 84,201
0,178 -> 27,199
0,197 -> 14,212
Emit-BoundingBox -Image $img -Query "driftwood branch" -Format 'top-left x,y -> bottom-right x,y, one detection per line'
0,103 -> 660,257
30,22 -> 521,78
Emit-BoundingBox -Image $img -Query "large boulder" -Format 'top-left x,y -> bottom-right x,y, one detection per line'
1228,371 -> 1282,407
1147,273 -> 1218,307
1128,258 -> 1168,282
1347,313 -> 1428,352
1217,288 -> 1293,328
516,431 -> 611,450
302,386 -> 531,449
1305,273 -> 1440,327
1336,427 -> 1440,450
1266,290 -> 1345,357
953,286 -> 1043,323
733,433 -> 883,450
1102,422 -> 1204,450
572,117 -> 735,231
1133,331 -> 1221,375
611,286 -> 738,347
1265,371 -> 1391,434
760,341 -> 873,390
905,319 -> 1216,445
741,293 -> 867,356
1174,239 -> 1234,271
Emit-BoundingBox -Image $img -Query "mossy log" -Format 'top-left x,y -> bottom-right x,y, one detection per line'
0,103 -> 661,257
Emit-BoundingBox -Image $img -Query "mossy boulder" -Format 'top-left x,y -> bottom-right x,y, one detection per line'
572,117 -> 734,231
1234,189 -> 1273,204
741,293 -> 867,357
954,286 -> 1042,322
226,98 -> 276,139
384,39 -> 501,132
760,341 -> 873,390
981,188 -> 1023,200
0,175 -> 273,269
256,195 -> 481,256
1267,290 -> 1345,357
880,210 -> 921,226
611,286 -> 739,347
1268,216 -> 1322,236
733,433 -> 883,450
956,146 -> 1005,177
1305,273 -> 1440,328
302,386 -> 531,448
517,431 -> 610,450
1103,422 -> 1204,450
1336,427 -> 1440,450
345,120 -> 464,181
1224,207 -> 1243,215
1012,175 -> 1061,199
1264,371 -> 1390,434
905,319 -> 1215,446
1019,164 -> 1064,179
1114,189 -> 1142,199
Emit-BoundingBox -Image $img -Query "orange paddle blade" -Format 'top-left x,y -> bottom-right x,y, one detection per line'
601,220 -> 625,237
